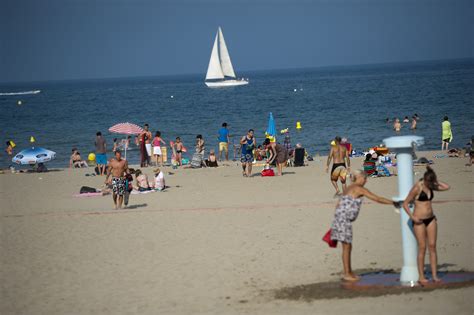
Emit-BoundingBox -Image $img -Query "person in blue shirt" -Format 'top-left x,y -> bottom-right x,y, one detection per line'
218,122 -> 230,161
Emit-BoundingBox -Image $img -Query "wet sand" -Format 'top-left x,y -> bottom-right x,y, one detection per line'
1,151 -> 473,314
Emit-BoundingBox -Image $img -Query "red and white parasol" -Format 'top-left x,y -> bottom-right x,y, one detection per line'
109,122 -> 144,135
108,122 -> 145,159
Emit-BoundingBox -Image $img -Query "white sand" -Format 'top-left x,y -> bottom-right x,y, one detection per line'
1,151 -> 473,314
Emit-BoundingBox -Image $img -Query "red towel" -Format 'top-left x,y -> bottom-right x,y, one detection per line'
322,229 -> 337,248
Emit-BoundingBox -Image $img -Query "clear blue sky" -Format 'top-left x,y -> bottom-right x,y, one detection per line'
1,0 -> 473,83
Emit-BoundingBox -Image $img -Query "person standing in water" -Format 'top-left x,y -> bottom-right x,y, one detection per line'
326,136 -> 350,195
105,150 -> 130,210
403,166 -> 450,284
330,170 -> 397,281
393,118 -> 401,133
441,116 -> 453,151
410,116 -> 417,130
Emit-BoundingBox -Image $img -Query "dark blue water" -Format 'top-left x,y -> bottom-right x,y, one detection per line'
1,59 -> 473,168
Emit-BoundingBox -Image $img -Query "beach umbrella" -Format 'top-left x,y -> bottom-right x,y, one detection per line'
266,112 -> 276,142
12,147 -> 56,165
108,122 -> 144,159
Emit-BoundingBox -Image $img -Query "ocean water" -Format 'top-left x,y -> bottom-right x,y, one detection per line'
1,59 -> 473,168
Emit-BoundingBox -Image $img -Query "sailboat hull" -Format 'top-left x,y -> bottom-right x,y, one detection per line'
205,80 -> 249,88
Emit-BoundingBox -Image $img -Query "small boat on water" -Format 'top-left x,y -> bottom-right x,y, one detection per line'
205,27 -> 249,88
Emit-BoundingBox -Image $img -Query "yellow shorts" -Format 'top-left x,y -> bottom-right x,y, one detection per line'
219,142 -> 228,151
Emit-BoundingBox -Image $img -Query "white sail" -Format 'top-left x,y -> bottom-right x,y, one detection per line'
218,27 -> 236,78
205,32 -> 224,80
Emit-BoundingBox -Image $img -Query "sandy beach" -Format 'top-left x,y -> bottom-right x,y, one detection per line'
1,151 -> 473,315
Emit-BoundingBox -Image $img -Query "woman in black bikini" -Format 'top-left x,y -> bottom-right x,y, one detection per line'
403,166 -> 450,284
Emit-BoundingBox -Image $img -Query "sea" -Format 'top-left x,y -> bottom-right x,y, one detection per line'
1,59 -> 473,168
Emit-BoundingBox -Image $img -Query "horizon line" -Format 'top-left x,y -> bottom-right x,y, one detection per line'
1,56 -> 473,86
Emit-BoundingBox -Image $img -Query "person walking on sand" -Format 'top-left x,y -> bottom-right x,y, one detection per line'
105,150 -> 130,209
326,136 -> 350,196
240,129 -> 256,177
95,131 -> 107,175
330,170 -> 398,281
263,138 -> 288,176
441,116 -> 453,151
218,122 -> 230,161
403,166 -> 450,284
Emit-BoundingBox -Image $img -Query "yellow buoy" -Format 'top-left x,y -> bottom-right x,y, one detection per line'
88,153 -> 96,161
296,121 -> 302,129
30,136 -> 36,143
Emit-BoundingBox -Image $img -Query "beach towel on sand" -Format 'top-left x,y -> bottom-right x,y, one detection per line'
74,192 -> 103,197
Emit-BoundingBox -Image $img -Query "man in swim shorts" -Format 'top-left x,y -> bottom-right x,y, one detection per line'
95,131 -> 107,175
326,136 -> 350,195
105,150 -> 129,209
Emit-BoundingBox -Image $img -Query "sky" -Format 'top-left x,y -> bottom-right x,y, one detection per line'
1,0 -> 473,83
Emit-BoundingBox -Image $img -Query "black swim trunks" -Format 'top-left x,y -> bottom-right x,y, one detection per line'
331,162 -> 346,174
112,177 -> 125,196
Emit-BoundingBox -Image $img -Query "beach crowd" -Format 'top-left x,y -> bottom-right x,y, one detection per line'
4,114 -> 473,285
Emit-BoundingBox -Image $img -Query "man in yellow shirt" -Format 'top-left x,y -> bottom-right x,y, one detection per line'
441,116 -> 453,151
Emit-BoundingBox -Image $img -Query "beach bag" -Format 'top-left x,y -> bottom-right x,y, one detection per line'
322,229 -> 337,248
261,169 -> 275,177
80,186 -> 97,194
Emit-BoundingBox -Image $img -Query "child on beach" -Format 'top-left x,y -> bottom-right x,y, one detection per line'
5,141 -> 13,156
152,131 -> 166,167
113,138 -> 119,152
173,137 -> 184,166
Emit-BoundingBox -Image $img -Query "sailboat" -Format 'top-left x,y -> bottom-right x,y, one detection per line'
205,27 -> 249,88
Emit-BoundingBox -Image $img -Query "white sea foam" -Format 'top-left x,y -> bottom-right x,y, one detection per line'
0,90 -> 41,96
